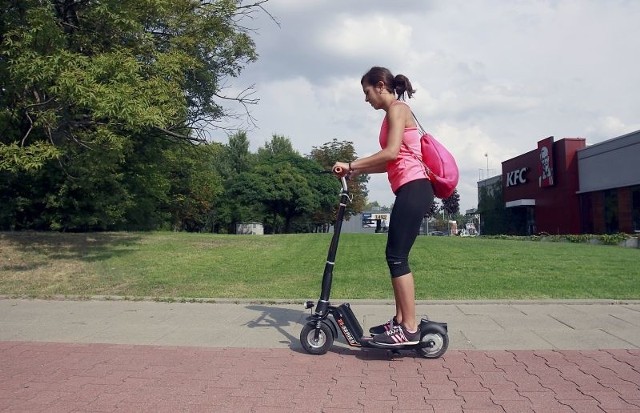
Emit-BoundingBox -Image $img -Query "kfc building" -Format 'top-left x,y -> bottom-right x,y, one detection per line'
481,130 -> 640,235
502,137 -> 585,234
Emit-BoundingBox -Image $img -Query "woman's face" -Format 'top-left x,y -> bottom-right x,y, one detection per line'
362,82 -> 384,110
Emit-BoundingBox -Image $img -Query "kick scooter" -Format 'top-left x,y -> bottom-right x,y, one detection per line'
299,168 -> 449,358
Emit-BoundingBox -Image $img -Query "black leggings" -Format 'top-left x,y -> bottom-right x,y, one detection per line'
386,179 -> 434,278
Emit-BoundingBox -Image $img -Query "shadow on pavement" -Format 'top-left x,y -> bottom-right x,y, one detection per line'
244,304 -> 307,349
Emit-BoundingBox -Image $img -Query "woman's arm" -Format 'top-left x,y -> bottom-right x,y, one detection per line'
354,164 -> 388,174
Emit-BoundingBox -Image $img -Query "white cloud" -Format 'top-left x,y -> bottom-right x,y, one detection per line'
586,116 -> 640,142
219,0 -> 640,213
317,15 -> 413,61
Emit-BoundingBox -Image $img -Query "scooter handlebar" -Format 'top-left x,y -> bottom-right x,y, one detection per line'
331,166 -> 349,193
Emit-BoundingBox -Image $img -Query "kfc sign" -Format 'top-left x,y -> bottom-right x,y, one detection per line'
538,137 -> 555,187
506,167 -> 528,187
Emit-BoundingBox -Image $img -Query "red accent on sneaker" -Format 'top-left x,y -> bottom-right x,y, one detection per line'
368,316 -> 398,335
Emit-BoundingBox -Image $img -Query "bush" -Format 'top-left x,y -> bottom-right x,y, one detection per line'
483,233 -> 633,246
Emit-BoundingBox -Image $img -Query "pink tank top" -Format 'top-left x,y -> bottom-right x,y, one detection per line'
379,103 -> 428,193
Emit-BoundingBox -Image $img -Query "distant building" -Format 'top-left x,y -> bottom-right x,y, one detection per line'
478,130 -> 640,235
236,222 -> 264,235
577,131 -> 640,234
340,211 -> 390,234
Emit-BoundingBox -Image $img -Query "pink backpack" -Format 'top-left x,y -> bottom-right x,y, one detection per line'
411,113 -> 459,199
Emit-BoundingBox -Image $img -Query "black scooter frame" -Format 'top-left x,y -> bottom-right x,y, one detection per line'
301,174 -> 449,357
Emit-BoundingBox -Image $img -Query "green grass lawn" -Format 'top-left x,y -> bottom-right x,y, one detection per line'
1,231 -> 638,300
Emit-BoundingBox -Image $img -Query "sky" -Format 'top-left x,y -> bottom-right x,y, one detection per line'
218,0 -> 640,213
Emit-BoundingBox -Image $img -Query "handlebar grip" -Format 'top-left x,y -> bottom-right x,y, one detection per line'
332,166 -> 344,175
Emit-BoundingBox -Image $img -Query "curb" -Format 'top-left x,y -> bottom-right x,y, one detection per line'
2,295 -> 640,306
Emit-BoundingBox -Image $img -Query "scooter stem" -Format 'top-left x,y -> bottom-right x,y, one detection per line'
316,174 -> 350,315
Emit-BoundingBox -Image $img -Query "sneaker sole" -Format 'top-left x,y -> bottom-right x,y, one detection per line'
373,340 -> 420,347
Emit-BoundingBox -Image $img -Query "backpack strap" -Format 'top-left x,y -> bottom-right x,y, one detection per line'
403,111 -> 434,178
411,111 -> 427,136
401,131 -> 433,178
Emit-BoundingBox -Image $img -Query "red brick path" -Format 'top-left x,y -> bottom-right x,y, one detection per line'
1,342 -> 639,412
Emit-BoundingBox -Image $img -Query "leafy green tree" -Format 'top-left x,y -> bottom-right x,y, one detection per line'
229,162 -> 314,233
288,155 -> 336,233
226,131 -> 254,175
164,143 -> 224,232
250,136 -> 317,233
365,201 -> 381,209
425,200 -> 439,219
441,189 -> 460,217
0,164 -> 61,230
211,131 -> 258,232
213,131 -> 262,233
478,178 -> 525,235
221,135 -> 337,234
1,0 -> 264,169
309,138 -> 368,221
0,0 -> 268,231
257,134 -> 299,160
0,141 -> 137,231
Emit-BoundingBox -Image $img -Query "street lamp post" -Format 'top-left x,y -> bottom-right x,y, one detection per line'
484,152 -> 489,177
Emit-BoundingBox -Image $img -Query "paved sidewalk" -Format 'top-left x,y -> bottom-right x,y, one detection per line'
1,299 -> 640,412
2,299 -> 640,350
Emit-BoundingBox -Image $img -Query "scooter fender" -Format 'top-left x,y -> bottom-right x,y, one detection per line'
419,319 -> 448,335
305,315 -> 338,339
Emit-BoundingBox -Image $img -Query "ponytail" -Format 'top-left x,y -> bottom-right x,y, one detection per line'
393,74 -> 416,100
361,66 -> 416,100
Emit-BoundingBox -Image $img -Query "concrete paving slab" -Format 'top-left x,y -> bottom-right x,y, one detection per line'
605,326 -> 640,347
461,329 -> 556,350
540,328 -> 638,350
1,298 -> 640,350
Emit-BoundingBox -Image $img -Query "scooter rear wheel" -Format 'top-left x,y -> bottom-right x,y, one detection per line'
300,322 -> 334,355
416,329 -> 449,359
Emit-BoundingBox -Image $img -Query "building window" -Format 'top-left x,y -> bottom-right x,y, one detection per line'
580,194 -> 593,234
632,186 -> 640,233
604,189 -> 618,234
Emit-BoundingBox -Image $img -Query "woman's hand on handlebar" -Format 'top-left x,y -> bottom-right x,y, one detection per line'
332,161 -> 350,177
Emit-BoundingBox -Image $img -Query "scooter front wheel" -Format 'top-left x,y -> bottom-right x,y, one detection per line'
416,328 -> 449,359
300,321 -> 334,355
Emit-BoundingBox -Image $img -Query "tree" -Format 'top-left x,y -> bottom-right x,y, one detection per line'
207,133 -> 338,234
250,136 -> 315,233
425,200 -> 439,219
257,134 -> 299,160
365,201 -> 391,212
288,155 -> 336,233
478,178 -> 526,235
0,0 -> 270,231
225,131 -> 254,176
210,131 -> 256,232
309,138 -> 368,220
164,143 -> 224,232
1,0 -> 267,170
229,161 -> 316,233
441,189 -> 460,217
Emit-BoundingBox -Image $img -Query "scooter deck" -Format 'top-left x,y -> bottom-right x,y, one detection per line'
359,336 -> 429,350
